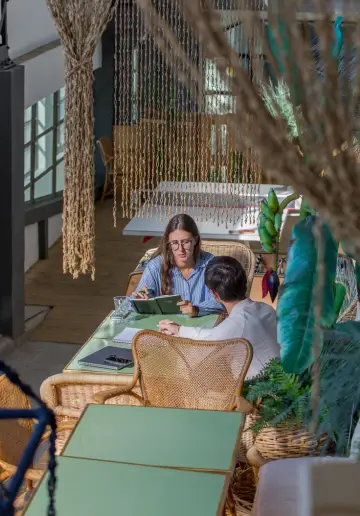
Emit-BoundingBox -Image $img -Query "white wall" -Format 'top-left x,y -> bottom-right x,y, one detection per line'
21,44 -> 102,108
8,0 -> 58,59
8,0 -> 102,107
24,214 -> 62,272
24,224 -> 39,273
48,213 -> 63,248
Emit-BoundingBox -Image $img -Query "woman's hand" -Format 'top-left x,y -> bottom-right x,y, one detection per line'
132,286 -> 150,300
159,319 -> 180,336
177,300 -> 199,317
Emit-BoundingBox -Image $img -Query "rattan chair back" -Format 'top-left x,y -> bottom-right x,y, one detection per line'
96,136 -> 113,166
132,330 -> 253,410
201,240 -> 256,296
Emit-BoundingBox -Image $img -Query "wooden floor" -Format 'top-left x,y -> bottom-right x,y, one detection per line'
25,200 -> 160,345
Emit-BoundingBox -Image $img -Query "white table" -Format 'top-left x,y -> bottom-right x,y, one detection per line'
124,183 -> 299,244
141,182 -> 295,209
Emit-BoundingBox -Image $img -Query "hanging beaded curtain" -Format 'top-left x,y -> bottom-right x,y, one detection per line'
45,0 -> 118,279
132,0 -> 360,261
114,0 -> 267,226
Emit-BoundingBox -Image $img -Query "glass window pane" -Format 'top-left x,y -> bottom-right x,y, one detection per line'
226,25 -> 248,54
25,106 -> 32,123
34,132 -> 53,178
24,188 -> 31,203
204,95 -> 235,115
24,146 -> 31,186
204,59 -> 230,92
57,122 -> 64,160
58,87 -> 65,120
58,99 -> 64,121
210,125 -> 216,156
34,171 -> 53,200
36,94 -> 54,135
56,160 -> 64,193
24,107 -> 32,144
220,124 -> 227,155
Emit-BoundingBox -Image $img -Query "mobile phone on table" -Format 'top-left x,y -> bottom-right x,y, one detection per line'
103,355 -> 134,370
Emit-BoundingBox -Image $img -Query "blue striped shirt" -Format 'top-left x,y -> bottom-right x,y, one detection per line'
136,251 -> 224,316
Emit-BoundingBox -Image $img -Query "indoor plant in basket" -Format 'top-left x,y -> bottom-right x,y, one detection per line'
242,359 -> 328,463
244,215 -> 360,466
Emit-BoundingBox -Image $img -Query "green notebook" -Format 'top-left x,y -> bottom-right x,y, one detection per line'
131,295 -> 182,315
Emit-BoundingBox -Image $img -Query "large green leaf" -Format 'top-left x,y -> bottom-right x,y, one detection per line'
277,217 -> 338,373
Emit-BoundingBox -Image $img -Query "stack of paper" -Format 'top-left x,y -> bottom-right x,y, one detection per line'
113,327 -> 142,344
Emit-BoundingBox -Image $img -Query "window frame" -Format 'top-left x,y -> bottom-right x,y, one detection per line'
24,89 -> 65,205
203,20 -> 267,115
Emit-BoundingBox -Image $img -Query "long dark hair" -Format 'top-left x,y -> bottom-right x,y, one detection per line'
154,214 -> 201,295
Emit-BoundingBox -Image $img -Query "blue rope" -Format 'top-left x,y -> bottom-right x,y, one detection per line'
0,361 -> 57,515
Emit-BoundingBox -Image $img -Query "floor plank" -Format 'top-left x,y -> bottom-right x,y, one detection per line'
25,200 -> 160,344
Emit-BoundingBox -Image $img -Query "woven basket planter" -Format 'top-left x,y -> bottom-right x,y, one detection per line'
230,462 -> 257,516
238,413 -> 259,462
254,423 -> 329,461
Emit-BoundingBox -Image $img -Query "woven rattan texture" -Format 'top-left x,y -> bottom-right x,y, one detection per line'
133,330 -> 253,410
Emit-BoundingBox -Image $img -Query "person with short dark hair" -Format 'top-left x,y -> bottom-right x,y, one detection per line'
159,256 -> 279,378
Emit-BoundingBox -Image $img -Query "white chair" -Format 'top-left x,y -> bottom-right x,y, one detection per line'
252,419 -> 360,516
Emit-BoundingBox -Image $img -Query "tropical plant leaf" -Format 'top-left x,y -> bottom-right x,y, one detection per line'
333,282 -> 347,320
277,216 -> 338,373
299,198 -> 318,220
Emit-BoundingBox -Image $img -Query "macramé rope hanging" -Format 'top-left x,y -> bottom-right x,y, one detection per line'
45,0 -> 118,279
113,0 -> 266,227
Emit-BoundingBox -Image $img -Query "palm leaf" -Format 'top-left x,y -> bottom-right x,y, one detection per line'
277,216 -> 337,373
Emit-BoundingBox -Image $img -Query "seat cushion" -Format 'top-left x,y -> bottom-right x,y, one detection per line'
252,457 -> 351,516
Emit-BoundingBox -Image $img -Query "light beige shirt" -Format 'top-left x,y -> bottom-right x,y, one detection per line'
178,298 -> 280,378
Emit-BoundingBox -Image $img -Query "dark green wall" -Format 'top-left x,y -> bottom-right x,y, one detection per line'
94,21 -> 115,188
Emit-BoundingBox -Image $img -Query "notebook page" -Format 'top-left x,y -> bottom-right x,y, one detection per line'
113,327 -> 142,343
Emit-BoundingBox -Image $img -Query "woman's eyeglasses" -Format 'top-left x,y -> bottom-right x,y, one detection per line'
168,238 -> 194,251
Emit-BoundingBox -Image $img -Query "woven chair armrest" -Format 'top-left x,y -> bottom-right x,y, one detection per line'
234,396 -> 255,414
0,459 -> 43,482
246,445 -> 268,468
40,421 -> 77,442
92,386 -> 144,405
24,468 -> 44,482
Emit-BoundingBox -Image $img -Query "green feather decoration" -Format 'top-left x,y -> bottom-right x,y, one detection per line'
277,216 -> 338,373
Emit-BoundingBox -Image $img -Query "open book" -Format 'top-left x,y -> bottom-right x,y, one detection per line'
131,295 -> 181,315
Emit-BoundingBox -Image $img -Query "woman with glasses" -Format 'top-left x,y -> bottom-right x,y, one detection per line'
132,213 -> 224,316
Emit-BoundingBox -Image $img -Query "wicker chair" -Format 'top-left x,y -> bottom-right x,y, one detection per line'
93,330 -> 253,411
39,314 -> 228,420
201,240 -> 256,297
40,373 -> 143,427
0,375 -> 74,497
96,136 -> 115,203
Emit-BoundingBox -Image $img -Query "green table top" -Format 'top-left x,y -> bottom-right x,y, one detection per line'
63,405 -> 243,473
65,312 -> 217,374
25,456 -> 229,516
